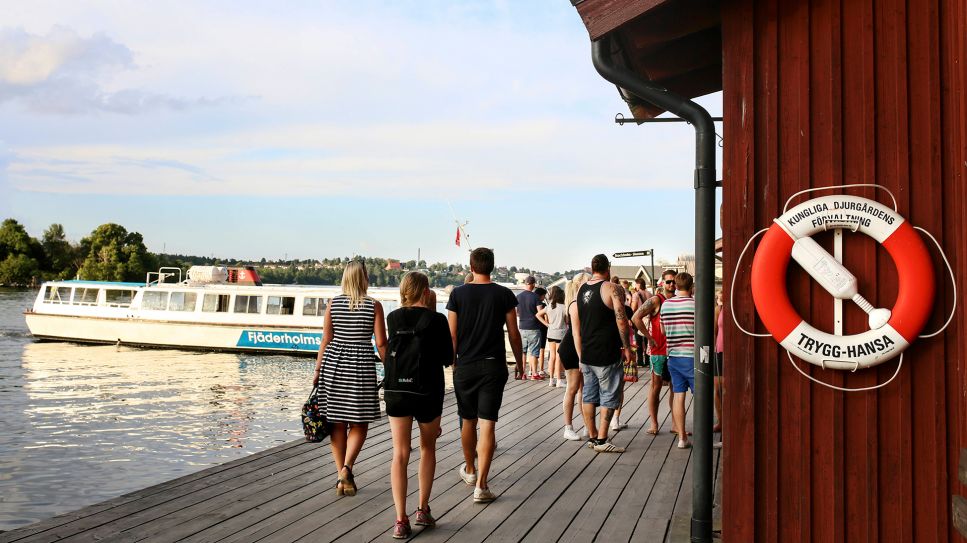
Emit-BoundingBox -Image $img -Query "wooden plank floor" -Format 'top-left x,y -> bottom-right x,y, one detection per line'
0,374 -> 722,543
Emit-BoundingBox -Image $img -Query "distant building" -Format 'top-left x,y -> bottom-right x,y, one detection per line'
385,261 -> 402,271
548,277 -> 568,290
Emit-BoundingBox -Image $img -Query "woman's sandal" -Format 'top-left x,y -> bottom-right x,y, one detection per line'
335,481 -> 344,497
339,466 -> 357,496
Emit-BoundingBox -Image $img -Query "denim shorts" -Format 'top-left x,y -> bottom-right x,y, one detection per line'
581,361 -> 623,409
667,356 -> 695,393
521,329 -> 541,358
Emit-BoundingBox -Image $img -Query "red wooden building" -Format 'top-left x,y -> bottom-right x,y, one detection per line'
574,0 -> 967,540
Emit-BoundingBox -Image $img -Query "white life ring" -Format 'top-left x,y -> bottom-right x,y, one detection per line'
750,195 -> 934,370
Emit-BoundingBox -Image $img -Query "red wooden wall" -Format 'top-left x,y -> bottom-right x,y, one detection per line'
721,0 -> 967,541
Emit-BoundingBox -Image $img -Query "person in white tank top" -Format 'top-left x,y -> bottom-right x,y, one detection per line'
536,286 -> 567,387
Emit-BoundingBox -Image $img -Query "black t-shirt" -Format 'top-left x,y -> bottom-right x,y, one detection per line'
516,290 -> 541,330
385,307 -> 453,397
446,283 -> 518,364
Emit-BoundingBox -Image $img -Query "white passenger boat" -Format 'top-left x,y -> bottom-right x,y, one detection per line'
24,266 -> 429,356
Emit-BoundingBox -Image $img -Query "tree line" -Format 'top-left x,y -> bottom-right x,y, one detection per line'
0,218 -> 578,288
0,219 -> 156,286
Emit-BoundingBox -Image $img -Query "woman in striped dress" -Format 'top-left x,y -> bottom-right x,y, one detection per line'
312,260 -> 388,496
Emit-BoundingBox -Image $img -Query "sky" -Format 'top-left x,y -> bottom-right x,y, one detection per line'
0,1 -> 723,272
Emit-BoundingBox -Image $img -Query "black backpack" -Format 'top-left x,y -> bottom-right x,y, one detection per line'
384,312 -> 434,395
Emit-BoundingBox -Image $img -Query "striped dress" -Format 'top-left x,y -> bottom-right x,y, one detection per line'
659,295 -> 695,358
318,295 -> 380,423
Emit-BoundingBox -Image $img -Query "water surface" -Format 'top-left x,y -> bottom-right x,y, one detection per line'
0,289 -> 316,531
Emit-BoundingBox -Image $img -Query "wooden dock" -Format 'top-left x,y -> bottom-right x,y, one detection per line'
0,374 -> 722,542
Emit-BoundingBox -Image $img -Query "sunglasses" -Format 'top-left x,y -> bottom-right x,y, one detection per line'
664,280 -> 675,285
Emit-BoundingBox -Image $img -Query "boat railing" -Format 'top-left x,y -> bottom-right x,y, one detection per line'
146,267 -> 183,286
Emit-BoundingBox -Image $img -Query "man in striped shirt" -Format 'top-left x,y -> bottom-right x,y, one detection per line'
659,272 -> 695,449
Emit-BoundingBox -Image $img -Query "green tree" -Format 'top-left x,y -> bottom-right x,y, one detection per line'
0,254 -> 40,285
42,223 -> 77,279
77,224 -> 158,281
0,219 -> 38,261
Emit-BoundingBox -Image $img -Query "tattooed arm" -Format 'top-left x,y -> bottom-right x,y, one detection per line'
606,283 -> 634,364
632,296 -> 659,347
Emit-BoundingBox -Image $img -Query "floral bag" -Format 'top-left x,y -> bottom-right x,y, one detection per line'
301,387 -> 331,443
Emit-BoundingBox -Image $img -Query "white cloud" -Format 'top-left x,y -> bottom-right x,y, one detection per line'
0,26 -> 130,85
0,26 -> 239,114
7,115 -> 702,197
0,3 -> 721,200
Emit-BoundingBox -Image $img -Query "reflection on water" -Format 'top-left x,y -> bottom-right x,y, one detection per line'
0,289 -> 455,531
0,288 -> 319,530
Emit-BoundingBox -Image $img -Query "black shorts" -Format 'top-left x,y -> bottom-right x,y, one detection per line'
714,352 -> 723,377
547,337 -> 561,344
558,335 -> 579,370
384,392 -> 444,424
453,360 -> 508,421
539,328 -> 548,349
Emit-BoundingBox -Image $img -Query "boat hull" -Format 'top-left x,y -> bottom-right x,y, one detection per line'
25,313 -> 324,356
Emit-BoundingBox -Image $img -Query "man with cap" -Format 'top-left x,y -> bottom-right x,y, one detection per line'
516,275 -> 543,379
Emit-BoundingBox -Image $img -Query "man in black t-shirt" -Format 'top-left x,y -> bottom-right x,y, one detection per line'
446,247 -> 524,503
516,276 -> 542,379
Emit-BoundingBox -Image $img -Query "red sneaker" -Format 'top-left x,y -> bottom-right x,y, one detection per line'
414,507 -> 435,527
393,518 -> 411,539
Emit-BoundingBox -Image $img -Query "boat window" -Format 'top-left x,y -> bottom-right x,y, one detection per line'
302,297 -> 328,316
46,287 -> 72,304
202,294 -> 231,312
142,291 -> 169,310
234,295 -> 262,314
266,296 -> 296,315
74,288 -> 99,305
168,292 -> 198,312
105,289 -> 136,306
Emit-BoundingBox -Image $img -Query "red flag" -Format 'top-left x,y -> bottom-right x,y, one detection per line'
455,227 -> 461,247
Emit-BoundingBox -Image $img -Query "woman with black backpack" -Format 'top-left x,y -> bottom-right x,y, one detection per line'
384,272 -> 453,539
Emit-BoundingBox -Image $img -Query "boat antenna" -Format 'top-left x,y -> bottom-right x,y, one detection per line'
447,200 -> 473,252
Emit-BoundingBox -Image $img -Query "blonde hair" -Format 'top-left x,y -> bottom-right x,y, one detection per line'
341,261 -> 369,310
399,271 -> 430,307
564,272 -> 591,307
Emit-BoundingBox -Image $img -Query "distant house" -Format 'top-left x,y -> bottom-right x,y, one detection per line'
548,277 -> 568,290
609,264 -> 690,289
385,261 -> 402,271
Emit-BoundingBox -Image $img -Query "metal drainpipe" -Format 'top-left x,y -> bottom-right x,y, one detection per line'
591,36 -> 716,543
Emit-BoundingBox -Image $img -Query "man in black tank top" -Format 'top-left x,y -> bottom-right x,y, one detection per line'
572,254 -> 634,453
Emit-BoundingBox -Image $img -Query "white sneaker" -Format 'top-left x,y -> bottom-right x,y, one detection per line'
713,440 -> 723,449
459,464 -> 477,485
563,426 -> 581,441
556,379 -> 566,388
548,378 -> 556,387
473,487 -> 496,503
593,441 -> 625,453
609,419 -> 627,432
580,427 -> 588,438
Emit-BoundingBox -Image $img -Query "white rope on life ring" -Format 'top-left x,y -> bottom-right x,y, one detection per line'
750,194 -> 935,370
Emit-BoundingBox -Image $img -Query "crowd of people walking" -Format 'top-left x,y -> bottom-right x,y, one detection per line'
310,249 -> 722,538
